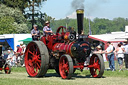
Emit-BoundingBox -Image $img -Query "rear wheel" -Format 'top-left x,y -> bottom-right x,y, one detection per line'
25,41 -> 49,77
4,64 -> 11,74
89,54 -> 104,78
59,54 -> 73,79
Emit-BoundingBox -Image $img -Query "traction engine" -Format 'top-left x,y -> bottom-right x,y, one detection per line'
25,9 -> 104,79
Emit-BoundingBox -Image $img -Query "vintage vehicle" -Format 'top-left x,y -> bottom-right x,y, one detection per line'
24,9 -> 104,79
0,45 -> 11,74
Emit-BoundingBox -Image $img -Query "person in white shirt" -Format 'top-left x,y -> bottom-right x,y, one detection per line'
104,42 -> 115,71
7,50 -> 13,66
114,43 -> 125,71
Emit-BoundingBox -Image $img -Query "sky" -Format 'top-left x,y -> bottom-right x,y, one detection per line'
41,0 -> 128,20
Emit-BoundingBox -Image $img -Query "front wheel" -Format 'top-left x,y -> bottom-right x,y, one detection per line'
59,54 -> 73,79
89,54 -> 104,78
4,64 -> 11,74
25,41 -> 49,77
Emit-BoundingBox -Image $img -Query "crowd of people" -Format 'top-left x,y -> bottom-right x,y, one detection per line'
6,44 -> 26,67
94,41 -> 128,72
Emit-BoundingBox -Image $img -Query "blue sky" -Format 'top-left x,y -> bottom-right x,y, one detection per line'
41,0 -> 128,20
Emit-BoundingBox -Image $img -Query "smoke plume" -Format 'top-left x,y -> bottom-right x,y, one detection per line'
71,0 -> 85,10
85,0 -> 110,15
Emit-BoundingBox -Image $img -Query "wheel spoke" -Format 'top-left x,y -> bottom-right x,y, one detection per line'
63,59 -> 65,64
28,50 -> 34,55
36,63 -> 41,69
94,68 -> 97,74
36,66 -> 39,73
37,55 -> 41,59
97,65 -> 100,71
96,59 -> 99,63
31,67 -> 35,74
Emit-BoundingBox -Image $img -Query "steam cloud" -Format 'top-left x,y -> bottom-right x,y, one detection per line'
85,0 -> 110,15
67,0 -> 110,18
71,0 -> 85,10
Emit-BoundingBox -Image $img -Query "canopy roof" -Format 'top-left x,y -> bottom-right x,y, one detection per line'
88,32 -> 126,43
18,38 -> 32,44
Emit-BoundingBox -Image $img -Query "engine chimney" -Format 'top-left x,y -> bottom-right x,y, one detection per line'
76,9 -> 84,35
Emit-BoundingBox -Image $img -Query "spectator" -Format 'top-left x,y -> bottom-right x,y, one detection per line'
22,45 -> 26,53
93,45 -> 103,54
124,41 -> 128,70
114,43 -> 125,71
104,42 -> 115,71
7,50 -> 13,66
43,21 -> 53,36
14,45 -> 23,66
31,24 -> 40,41
21,44 -> 26,67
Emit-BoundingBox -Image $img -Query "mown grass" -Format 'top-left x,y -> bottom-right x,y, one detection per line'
1,67 -> 128,85
10,67 -> 128,78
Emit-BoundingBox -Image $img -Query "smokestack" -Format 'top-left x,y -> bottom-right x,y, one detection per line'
76,9 -> 84,35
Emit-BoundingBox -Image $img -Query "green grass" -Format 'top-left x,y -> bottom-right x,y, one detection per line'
11,67 -> 26,72
9,67 -> 128,78
1,67 -> 128,85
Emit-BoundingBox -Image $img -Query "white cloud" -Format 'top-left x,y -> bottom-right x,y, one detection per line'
67,12 -> 77,19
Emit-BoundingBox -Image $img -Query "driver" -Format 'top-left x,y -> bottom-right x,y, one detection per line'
43,21 -> 53,36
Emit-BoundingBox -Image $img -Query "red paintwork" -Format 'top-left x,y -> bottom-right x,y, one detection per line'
0,68 -> 2,70
73,63 -> 84,70
41,26 -> 74,56
52,42 -> 74,56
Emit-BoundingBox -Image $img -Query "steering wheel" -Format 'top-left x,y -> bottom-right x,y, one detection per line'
56,26 -> 66,36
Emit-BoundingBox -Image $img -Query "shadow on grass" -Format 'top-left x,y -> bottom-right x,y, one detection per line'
73,73 -> 106,79
27,72 -> 106,80
27,73 -> 60,78
0,72 -> 4,74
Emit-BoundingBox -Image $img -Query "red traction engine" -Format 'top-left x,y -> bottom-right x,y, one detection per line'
25,9 -> 104,79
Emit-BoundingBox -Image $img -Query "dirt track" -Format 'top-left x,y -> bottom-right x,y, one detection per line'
0,72 -> 128,85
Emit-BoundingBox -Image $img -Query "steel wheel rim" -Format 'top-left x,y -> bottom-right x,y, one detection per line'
90,55 -> 101,77
25,43 -> 41,77
59,56 -> 69,79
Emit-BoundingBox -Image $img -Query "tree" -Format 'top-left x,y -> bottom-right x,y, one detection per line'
0,4 -> 29,34
0,16 -> 16,34
0,0 -> 47,13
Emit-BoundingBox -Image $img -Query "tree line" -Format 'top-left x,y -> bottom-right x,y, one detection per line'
51,17 -> 128,35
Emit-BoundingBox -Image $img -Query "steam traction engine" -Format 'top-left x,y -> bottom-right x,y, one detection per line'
25,9 -> 104,79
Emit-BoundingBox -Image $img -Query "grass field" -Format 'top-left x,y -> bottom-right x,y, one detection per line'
0,66 -> 128,85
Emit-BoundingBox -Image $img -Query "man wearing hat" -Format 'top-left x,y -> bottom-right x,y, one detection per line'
43,21 -> 53,36
31,24 -> 40,41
